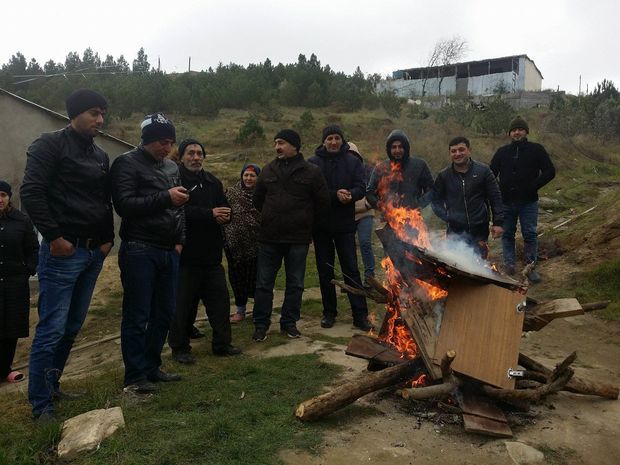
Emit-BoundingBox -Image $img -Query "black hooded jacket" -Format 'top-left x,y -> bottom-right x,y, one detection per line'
308,143 -> 366,233
366,130 -> 434,211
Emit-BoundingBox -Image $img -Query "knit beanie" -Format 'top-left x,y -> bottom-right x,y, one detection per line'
177,138 -> 206,158
0,180 -> 11,196
274,129 -> 301,152
322,125 -> 345,142
140,112 -> 176,145
241,163 -> 261,179
508,116 -> 529,134
66,89 -> 108,119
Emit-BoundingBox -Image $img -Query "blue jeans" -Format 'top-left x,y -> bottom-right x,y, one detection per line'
253,242 -> 308,330
502,201 -> 539,267
313,230 -> 368,321
118,241 -> 179,386
28,241 -> 105,416
356,216 -> 375,280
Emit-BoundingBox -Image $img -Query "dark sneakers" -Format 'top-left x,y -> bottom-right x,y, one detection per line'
123,380 -> 158,394
353,318 -> 375,332
172,351 -> 196,365
33,410 -> 57,424
281,326 -> 301,338
147,370 -> 182,382
213,345 -> 242,356
320,315 -> 335,328
52,390 -> 85,401
527,269 -> 542,283
253,328 -> 267,342
190,325 -> 205,339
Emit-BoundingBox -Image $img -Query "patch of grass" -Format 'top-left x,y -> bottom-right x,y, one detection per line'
0,353 -> 342,465
535,444 -> 577,465
307,333 -> 352,345
574,260 -> 620,320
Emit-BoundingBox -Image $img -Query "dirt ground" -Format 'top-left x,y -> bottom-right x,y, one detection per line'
2,257 -> 619,465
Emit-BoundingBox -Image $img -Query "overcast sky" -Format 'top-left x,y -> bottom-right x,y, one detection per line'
3,0 -> 617,95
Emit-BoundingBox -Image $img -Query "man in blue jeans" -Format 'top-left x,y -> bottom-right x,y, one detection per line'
21,89 -> 114,420
111,113 -> 187,393
252,129 -> 329,341
490,116 -> 555,282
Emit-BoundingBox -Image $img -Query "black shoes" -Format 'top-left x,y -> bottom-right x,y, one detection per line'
213,345 -> 242,356
172,351 -> 196,365
281,326 -> 301,338
527,269 -> 542,283
190,325 -> 204,339
253,328 -> 267,342
147,369 -> 182,382
123,380 -> 158,394
33,410 -> 57,424
353,319 -> 375,332
320,315 -> 335,328
52,389 -> 84,401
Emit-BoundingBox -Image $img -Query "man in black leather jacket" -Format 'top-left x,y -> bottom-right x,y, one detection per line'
432,136 -> 504,259
111,113 -> 187,393
21,89 -> 114,420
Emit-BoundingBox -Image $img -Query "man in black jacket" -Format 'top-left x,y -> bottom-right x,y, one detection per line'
21,89 -> 114,420
252,129 -> 329,341
432,136 -> 504,259
490,117 -> 555,281
308,126 -> 372,331
111,113 -> 187,393
168,139 -> 241,365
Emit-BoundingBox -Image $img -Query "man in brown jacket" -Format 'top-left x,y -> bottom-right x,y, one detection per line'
252,129 -> 329,341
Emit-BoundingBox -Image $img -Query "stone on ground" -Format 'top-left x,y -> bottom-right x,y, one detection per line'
505,441 -> 545,465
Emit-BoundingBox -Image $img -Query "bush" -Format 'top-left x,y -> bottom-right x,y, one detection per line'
236,115 -> 265,144
379,90 -> 402,118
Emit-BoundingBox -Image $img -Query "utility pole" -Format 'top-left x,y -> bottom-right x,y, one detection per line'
579,75 -> 582,95
158,56 -> 161,72
188,56 -> 191,73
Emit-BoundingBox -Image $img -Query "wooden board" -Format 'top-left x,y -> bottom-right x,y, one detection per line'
345,335 -> 407,365
399,302 -> 443,380
462,414 -> 513,438
433,277 -> 525,389
524,298 -> 583,331
460,392 -> 508,423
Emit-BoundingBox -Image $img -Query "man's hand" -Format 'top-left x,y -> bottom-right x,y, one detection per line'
175,244 -> 183,255
336,189 -> 352,204
99,242 -> 113,257
50,237 -> 75,257
213,207 -> 232,224
169,186 -> 189,206
491,225 -> 504,239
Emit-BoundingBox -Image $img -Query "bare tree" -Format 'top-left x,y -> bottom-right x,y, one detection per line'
421,36 -> 468,96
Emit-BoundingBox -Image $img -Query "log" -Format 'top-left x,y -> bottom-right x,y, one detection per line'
519,353 -> 619,400
401,351 -> 460,401
482,368 -> 574,403
331,279 -> 387,304
295,358 -> 425,422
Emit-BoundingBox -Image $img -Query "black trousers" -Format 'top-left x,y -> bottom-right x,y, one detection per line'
313,230 -> 368,322
0,338 -> 18,378
169,264 -> 232,354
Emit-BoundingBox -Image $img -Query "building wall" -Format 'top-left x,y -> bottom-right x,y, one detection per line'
522,57 -> 543,91
468,71 -> 516,96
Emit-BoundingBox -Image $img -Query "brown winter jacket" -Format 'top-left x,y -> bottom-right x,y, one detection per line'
253,153 -> 329,244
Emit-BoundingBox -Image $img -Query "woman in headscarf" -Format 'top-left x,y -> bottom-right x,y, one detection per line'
0,181 -> 39,383
224,164 -> 261,322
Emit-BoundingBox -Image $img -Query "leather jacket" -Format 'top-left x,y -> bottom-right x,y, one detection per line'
111,146 -> 185,248
20,126 -> 114,243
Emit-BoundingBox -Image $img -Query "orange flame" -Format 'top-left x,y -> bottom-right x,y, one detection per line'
410,373 -> 427,388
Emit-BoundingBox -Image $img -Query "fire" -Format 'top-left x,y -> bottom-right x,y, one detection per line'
414,279 -> 448,300
410,373 -> 427,388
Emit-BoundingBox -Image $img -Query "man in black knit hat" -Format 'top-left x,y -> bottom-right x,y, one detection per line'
111,112 -> 187,393
168,138 -> 241,364
251,129 -> 329,341
22,88 -> 114,420
490,116 -> 555,282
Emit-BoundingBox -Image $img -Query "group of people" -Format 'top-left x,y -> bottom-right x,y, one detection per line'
0,88 -> 556,422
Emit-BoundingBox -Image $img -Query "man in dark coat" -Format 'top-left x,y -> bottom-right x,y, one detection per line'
21,89 -> 114,420
308,126 -> 372,331
252,129 -> 329,341
168,139 -> 241,365
111,113 -> 187,393
432,136 -> 504,259
490,117 -> 555,281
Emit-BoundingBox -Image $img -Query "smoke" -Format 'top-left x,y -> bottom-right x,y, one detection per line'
428,230 -> 497,279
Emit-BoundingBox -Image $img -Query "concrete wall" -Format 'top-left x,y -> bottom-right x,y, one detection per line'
0,90 -> 133,245
523,57 -> 543,91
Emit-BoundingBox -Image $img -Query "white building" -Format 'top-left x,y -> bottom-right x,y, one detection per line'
380,55 -> 543,98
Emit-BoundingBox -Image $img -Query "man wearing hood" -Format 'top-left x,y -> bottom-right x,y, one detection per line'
366,130 -> 434,213
490,117 -> 555,282
308,126 -> 372,331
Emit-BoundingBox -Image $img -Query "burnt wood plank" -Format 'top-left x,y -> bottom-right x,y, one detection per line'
463,413 -> 513,438
460,392 -> 508,423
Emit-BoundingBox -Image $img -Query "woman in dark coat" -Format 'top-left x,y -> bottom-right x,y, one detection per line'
0,181 -> 39,382
223,164 -> 261,322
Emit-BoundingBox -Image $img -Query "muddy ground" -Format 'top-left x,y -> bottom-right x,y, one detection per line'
2,257 -> 619,465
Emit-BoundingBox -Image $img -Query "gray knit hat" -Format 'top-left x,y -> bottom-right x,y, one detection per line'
508,116 -> 529,134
